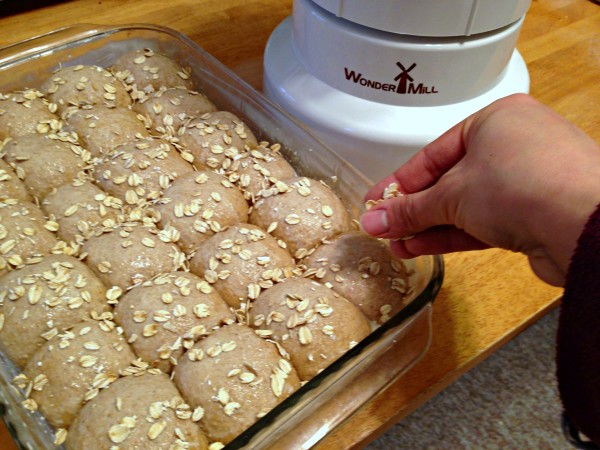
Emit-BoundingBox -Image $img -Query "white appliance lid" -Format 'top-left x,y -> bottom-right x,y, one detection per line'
311,0 -> 531,36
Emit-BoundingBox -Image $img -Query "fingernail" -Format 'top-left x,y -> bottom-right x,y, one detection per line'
361,209 -> 389,235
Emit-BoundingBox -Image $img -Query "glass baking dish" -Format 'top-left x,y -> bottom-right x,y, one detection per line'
0,24 -> 444,449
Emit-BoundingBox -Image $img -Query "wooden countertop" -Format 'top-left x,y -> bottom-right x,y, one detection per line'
0,0 -> 597,448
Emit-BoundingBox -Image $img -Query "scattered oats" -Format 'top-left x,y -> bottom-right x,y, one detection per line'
267,222 -> 278,234
206,345 -> 222,358
54,428 -> 67,446
221,341 -> 237,352
147,421 -> 167,440
133,310 -> 147,323
217,388 -> 229,405
125,190 -> 139,205
173,304 -> 187,317
64,205 -> 78,217
192,406 -> 204,422
255,329 -> 273,338
187,348 -> 205,361
209,443 -> 225,450
143,323 -> 159,337
97,261 -> 111,273
298,326 -> 312,345
270,372 -> 285,397
284,213 -> 301,225
321,205 -> 333,217
181,150 -> 194,163
269,311 -> 285,323
224,402 -> 240,416
322,325 -> 334,336
22,398 -> 38,412
193,303 -> 210,318
153,310 -> 171,322
83,341 -> 100,351
380,304 -> 393,315
27,285 -> 42,305
240,372 -> 256,383
79,355 -> 98,368
247,283 -> 261,300
297,185 -> 311,197
108,424 -> 130,444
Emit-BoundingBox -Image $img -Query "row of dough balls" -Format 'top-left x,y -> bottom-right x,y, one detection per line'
0,48 -> 413,449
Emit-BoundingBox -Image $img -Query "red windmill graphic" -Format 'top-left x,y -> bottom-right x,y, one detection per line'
395,62 -> 416,94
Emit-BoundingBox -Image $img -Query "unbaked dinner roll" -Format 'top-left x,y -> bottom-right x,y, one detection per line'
20,317 -> 136,429
0,254 -> 108,368
189,224 -> 295,310
93,138 -> 193,205
1,132 -> 90,201
302,231 -> 413,324
0,158 -> 31,202
0,89 -> 60,140
173,323 -> 301,445
42,180 -> 124,244
228,143 -> 296,201
0,199 -> 58,276
114,271 -> 234,373
64,105 -> 149,157
177,111 -> 258,170
250,277 -> 371,380
40,64 -> 131,114
66,370 -> 209,450
133,87 -> 217,132
111,48 -> 194,97
249,176 -> 351,257
81,222 -> 186,290
154,170 -> 249,253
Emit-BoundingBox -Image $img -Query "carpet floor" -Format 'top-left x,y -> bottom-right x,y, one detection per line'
365,308 -> 574,450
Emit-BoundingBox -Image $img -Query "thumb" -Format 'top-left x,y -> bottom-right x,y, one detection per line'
360,183 -> 455,239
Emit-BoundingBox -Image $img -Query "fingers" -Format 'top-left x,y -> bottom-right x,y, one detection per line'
389,226 -> 490,259
364,119 -> 468,201
361,185 -> 456,240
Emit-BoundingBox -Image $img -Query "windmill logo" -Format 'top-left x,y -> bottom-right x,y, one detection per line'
395,62 -> 416,94
343,61 -> 438,96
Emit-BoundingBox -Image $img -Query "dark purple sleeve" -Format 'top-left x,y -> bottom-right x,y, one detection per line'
557,203 -> 600,443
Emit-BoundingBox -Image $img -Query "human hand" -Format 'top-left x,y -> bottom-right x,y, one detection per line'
360,94 -> 600,286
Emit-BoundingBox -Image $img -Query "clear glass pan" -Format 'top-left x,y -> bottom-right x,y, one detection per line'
0,24 -> 444,449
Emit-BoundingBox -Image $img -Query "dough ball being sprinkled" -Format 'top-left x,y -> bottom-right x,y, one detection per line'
249,176 -> 351,257
303,231 -> 414,324
189,223 -> 296,310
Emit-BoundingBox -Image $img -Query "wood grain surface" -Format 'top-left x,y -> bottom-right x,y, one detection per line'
0,0 -> 597,448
